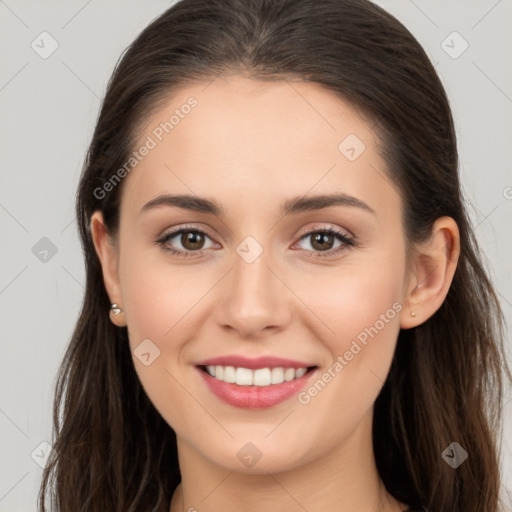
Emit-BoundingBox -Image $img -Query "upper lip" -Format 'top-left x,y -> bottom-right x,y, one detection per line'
195,355 -> 316,370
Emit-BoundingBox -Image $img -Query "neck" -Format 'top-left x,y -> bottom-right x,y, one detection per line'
169,409 -> 406,512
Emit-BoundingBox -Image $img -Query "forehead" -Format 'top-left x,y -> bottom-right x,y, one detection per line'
121,75 -> 398,221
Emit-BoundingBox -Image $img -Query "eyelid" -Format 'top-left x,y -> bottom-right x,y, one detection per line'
156,223 -> 220,254
294,222 -> 353,240
156,222 -> 356,258
291,224 -> 355,258
159,222 -> 352,243
159,223 -> 217,241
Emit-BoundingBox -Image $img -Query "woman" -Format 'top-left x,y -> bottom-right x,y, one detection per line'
38,0 -> 511,511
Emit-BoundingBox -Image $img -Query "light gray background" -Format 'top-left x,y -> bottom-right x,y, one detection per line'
1,1 -> 511,510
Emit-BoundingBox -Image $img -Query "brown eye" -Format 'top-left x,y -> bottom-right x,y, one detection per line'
180,230 -> 206,250
157,226 -> 217,257
295,228 -> 355,258
310,232 -> 336,251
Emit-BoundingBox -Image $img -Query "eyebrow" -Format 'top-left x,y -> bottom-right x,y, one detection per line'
140,192 -> 376,217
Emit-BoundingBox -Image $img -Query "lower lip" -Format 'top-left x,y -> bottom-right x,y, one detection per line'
196,367 -> 316,409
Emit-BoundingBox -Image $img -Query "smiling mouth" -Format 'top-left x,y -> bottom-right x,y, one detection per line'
197,365 -> 318,386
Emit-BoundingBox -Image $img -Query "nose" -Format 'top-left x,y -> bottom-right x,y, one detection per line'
214,242 -> 293,339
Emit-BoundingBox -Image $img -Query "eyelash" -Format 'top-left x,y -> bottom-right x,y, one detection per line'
155,224 -> 356,259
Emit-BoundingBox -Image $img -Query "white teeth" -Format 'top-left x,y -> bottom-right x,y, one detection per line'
253,368 -> 271,386
295,367 -> 307,378
223,366 -> 236,383
235,367 -> 253,386
204,365 -> 309,386
283,368 -> 295,382
270,367 -> 284,384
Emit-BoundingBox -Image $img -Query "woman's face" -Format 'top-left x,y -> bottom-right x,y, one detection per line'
95,76 -> 416,474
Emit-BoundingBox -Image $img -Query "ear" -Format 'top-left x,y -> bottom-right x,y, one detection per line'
90,210 -> 126,327
400,216 -> 460,329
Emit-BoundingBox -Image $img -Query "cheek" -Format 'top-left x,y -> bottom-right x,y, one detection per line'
299,252 -> 405,354
292,249 -> 405,426
119,244 -> 200,347
293,247 -> 405,407
117,248 -> 202,430
321,272 -> 403,347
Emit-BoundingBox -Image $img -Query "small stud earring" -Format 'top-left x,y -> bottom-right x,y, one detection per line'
410,310 -> 416,317
111,303 -> 122,315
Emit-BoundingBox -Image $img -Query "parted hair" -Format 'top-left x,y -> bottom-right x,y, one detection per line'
39,1 -> 511,511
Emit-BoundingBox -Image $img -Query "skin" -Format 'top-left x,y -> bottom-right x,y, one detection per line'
91,75 -> 460,512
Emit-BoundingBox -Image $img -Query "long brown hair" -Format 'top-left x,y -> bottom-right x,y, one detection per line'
38,0 -> 511,510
